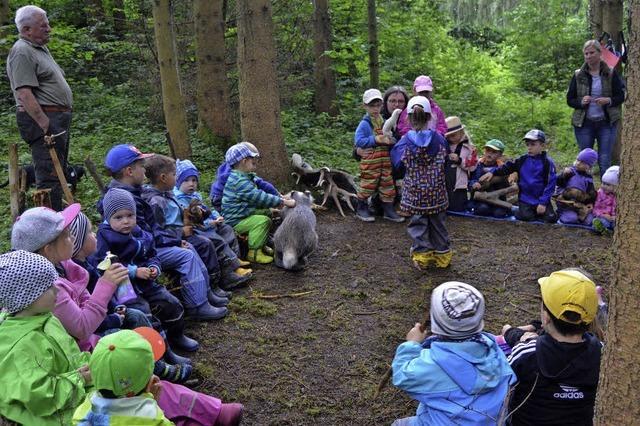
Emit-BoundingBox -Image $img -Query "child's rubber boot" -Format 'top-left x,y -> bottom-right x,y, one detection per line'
592,218 -> 606,234
247,248 -> 274,264
382,202 -> 405,223
185,302 -> 228,321
235,267 -> 253,276
215,403 -> 244,426
208,289 -> 230,307
262,245 -> 274,256
164,345 -> 192,365
237,259 -> 252,267
356,199 -> 375,222
411,250 -> 434,270
168,334 -> 200,352
154,360 -> 193,384
434,250 -> 453,268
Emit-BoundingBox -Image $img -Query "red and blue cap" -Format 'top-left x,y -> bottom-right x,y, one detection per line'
105,144 -> 154,173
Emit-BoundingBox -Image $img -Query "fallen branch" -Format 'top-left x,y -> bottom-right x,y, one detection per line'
353,311 -> 377,316
250,290 -> 315,300
509,301 -> 537,316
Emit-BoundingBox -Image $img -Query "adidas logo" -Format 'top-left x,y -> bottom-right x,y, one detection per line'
554,384 -> 584,399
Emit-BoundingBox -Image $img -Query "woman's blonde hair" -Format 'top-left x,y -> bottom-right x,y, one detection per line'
583,39 -> 601,53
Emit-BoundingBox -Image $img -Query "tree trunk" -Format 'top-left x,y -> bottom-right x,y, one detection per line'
194,0 -> 233,143
86,0 -> 106,40
0,0 -> 10,26
152,0 -> 191,159
603,0 -> 624,164
313,0 -> 338,116
367,0 -> 379,88
236,0 -> 289,185
590,0 -> 604,37
594,2 -> 640,423
113,0 -> 126,38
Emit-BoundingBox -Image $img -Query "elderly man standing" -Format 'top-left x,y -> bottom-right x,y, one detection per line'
7,5 -> 73,211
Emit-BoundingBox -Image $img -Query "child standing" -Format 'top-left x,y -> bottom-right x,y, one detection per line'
555,148 -> 598,225
210,141 -> 280,211
444,116 -> 477,212
0,250 -> 91,425
222,143 -> 296,264
174,158 -> 253,289
73,330 -> 244,425
469,139 -> 512,217
592,165 -> 618,234
397,96 -> 451,269
392,281 -> 516,425
480,129 -> 558,223
354,88 -> 404,223
92,188 -> 206,353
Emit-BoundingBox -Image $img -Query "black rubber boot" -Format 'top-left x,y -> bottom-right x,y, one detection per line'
382,202 -> 405,223
356,199 -> 375,222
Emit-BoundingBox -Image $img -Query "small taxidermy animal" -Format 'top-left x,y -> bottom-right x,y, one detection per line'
183,199 -> 211,227
274,191 -> 318,271
382,109 -> 402,138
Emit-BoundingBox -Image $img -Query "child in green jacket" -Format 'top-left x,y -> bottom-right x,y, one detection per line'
0,250 -> 92,425
221,143 -> 295,264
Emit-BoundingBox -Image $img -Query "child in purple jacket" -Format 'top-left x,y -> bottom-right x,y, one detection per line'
554,148 -> 598,225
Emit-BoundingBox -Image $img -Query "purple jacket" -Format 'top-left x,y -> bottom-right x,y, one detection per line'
555,166 -> 596,203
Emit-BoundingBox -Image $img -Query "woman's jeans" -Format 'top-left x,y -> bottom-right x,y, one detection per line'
574,118 -> 617,177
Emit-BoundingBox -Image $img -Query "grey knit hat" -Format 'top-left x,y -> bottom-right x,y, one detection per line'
103,188 -> 136,221
430,281 -> 485,339
11,204 -> 81,252
0,251 -> 59,314
69,212 -> 91,258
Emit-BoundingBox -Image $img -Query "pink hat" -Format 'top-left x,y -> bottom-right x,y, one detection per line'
413,75 -> 434,93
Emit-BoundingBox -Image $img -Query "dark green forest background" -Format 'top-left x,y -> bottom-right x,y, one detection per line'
0,0 -> 593,230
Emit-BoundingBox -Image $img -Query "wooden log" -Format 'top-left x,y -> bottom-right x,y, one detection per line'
84,156 -> 105,192
8,143 -> 20,221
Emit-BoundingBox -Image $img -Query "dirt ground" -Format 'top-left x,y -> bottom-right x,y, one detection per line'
186,211 -> 612,425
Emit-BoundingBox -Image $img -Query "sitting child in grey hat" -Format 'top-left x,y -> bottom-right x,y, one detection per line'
391,281 -> 516,425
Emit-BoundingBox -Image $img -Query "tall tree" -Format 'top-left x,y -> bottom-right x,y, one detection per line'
313,0 -> 337,115
589,0 -> 604,37
194,0 -> 233,143
86,0 -> 106,40
236,0 -> 289,185
594,1 -> 640,422
152,0 -> 191,158
0,0 -> 10,26
603,0 -> 624,163
113,0 -> 126,38
367,0 -> 379,88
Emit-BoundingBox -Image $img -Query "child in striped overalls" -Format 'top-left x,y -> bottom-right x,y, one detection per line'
354,88 -> 404,223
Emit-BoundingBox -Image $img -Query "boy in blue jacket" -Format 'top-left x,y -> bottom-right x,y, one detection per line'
392,281 -> 516,425
480,129 -> 557,222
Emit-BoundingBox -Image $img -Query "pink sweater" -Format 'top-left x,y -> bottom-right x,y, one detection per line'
593,188 -> 616,218
397,99 -> 447,137
53,259 -> 117,351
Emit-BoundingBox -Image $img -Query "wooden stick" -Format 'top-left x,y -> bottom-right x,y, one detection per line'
8,143 -> 20,221
250,290 -> 315,300
84,156 -> 105,192
44,132 -> 74,205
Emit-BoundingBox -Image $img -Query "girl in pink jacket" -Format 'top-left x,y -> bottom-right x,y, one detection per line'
592,165 -> 618,234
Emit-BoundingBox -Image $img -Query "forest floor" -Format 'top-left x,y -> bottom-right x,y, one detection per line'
184,211 -> 612,425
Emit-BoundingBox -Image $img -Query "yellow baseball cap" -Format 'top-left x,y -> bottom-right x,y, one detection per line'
538,270 -> 598,324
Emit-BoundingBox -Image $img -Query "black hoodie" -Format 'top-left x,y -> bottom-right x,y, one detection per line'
507,332 -> 602,425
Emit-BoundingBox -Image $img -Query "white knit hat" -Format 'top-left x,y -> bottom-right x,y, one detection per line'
430,281 -> 485,339
602,166 -> 619,186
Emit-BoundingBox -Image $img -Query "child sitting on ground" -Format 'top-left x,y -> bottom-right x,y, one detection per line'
391,281 -> 516,425
210,141 -> 279,211
141,154 -> 238,302
0,250 -> 92,425
354,88 -> 404,223
480,129 -> 558,223
554,148 -> 598,225
173,158 -> 253,290
394,96 -> 451,269
91,188 -> 203,356
443,116 -> 478,212
592,165 -> 619,234
101,144 -> 223,322
73,329 -> 244,425
469,139 -> 513,218
222,143 -> 296,264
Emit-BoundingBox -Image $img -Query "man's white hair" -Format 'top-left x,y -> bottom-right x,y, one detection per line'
15,5 -> 47,32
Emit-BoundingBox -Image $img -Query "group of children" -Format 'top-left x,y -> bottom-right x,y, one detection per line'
0,141 -> 294,424
354,83 -> 619,269
391,269 -> 603,425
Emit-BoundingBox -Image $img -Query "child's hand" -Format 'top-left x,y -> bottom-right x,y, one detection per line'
375,134 -> 386,145
213,216 -> 224,225
479,172 -> 493,183
181,240 -> 190,249
406,322 -> 428,343
472,182 -> 482,190
283,198 -> 296,208
136,267 -> 152,280
78,364 -> 92,385
103,263 -> 128,286
147,375 -> 162,401
603,214 -> 614,221
149,266 -> 159,279
448,153 -> 459,162
536,204 -> 547,215
563,167 -> 573,176
356,147 -> 374,158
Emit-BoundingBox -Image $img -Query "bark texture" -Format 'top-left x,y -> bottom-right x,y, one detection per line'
236,0 -> 289,185
313,0 -> 337,116
194,0 -> 233,142
367,0 -> 379,88
152,0 -> 191,159
594,2 -> 640,423
590,0 -> 604,38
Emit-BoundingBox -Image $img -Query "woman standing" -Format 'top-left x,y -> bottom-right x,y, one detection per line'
567,40 -> 625,177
